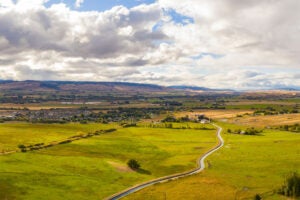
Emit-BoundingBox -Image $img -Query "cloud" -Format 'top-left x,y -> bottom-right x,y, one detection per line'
198,70 -> 300,90
75,0 -> 84,8
0,1 -> 299,89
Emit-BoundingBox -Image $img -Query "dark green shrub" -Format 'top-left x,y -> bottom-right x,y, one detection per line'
254,194 -> 261,200
18,144 -> 26,149
127,159 -> 140,170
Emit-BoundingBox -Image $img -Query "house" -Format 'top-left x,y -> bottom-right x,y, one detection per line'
200,119 -> 210,124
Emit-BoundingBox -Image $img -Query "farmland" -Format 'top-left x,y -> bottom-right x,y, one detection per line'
1,0 -> 300,197
0,123 -> 217,199
125,123 -> 300,200
0,81 -> 300,200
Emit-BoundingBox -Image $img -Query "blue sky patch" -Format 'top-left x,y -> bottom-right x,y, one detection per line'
164,8 -> 194,26
191,53 -> 225,60
45,0 -> 156,11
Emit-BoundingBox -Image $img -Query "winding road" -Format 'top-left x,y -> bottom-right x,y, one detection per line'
106,124 -> 224,200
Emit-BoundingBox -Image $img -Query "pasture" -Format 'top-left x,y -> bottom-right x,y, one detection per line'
0,123 -> 217,199
0,123 -> 117,152
126,122 -> 300,200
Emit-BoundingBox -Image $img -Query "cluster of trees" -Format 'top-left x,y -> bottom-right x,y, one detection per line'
18,143 -> 52,152
278,172 -> 300,198
161,115 -> 177,122
227,127 -> 263,135
161,115 -> 201,123
149,123 -> 188,129
147,122 -> 213,130
277,124 -> 299,133
253,106 -> 298,116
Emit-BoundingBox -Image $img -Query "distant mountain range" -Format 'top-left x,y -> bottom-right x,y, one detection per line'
168,85 -> 234,91
0,80 -> 171,95
0,80 -> 298,94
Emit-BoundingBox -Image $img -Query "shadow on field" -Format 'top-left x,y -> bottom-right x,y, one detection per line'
137,168 -> 152,175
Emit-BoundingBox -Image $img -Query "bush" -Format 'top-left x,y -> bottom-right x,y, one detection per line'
278,172 -> 300,197
127,159 -> 140,170
18,144 -> 26,149
254,194 -> 261,200
58,140 -> 72,144
161,115 -> 177,122
104,128 -> 117,133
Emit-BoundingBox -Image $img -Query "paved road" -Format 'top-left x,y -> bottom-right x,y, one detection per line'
106,124 -> 224,200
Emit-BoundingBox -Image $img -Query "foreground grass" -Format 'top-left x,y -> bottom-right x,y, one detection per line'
0,123 -> 217,199
126,123 -> 300,200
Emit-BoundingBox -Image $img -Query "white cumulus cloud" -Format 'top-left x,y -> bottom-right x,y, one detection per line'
0,0 -> 299,89
75,0 -> 84,8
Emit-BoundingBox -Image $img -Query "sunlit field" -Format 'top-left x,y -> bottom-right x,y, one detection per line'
0,123 -> 217,199
126,122 -> 300,200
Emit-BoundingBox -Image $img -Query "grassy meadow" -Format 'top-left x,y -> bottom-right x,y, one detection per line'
125,122 -> 300,200
0,123 -> 118,152
0,123 -> 217,199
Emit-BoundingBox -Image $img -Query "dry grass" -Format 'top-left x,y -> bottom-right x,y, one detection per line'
226,100 -> 296,106
107,161 -> 133,173
123,173 -> 236,200
228,113 -> 300,127
175,110 -> 253,120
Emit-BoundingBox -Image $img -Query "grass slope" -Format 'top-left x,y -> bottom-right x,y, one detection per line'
126,123 -> 300,200
0,123 -> 217,199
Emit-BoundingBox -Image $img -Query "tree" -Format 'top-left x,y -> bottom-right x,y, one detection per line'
127,159 -> 141,170
254,194 -> 261,200
18,144 -> 26,149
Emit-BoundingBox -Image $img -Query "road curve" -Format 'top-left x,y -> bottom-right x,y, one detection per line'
106,124 -> 224,200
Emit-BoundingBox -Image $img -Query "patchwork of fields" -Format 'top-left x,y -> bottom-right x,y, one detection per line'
0,96 -> 299,200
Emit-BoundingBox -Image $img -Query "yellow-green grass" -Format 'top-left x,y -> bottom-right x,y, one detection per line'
0,124 -> 217,199
0,123 -> 117,152
126,122 -> 300,200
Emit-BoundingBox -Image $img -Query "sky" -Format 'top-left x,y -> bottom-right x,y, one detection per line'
0,0 -> 299,90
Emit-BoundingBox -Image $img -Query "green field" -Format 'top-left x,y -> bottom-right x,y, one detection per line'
126,123 -> 300,200
0,123 -> 217,199
0,123 -> 118,151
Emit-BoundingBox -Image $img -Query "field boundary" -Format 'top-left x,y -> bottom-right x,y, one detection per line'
106,123 -> 224,200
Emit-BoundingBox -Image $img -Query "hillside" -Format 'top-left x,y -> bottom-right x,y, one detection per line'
0,81 -> 172,95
